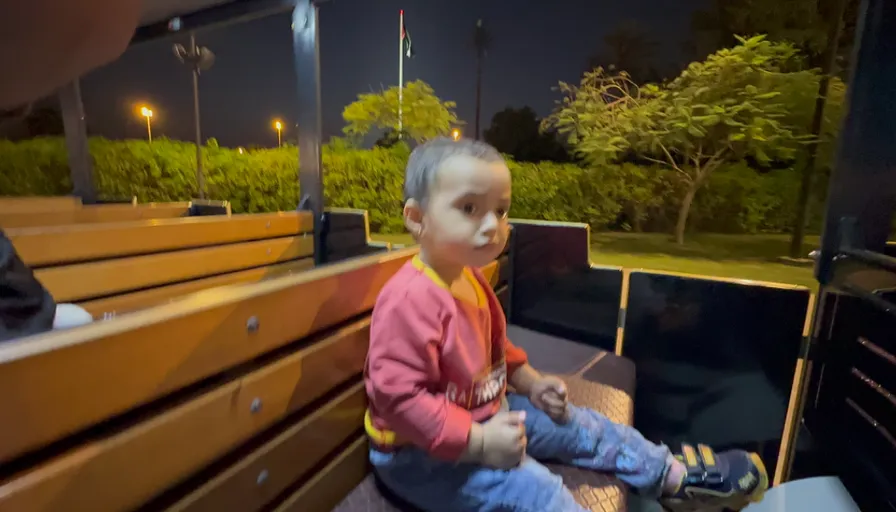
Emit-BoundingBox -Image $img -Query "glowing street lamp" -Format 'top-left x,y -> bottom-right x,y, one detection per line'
273,120 -> 283,147
451,128 -> 461,141
140,106 -> 153,143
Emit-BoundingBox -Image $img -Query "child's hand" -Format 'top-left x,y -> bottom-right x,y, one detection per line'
480,411 -> 527,469
529,375 -> 570,423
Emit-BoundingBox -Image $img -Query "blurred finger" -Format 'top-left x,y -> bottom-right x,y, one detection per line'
543,394 -> 565,408
548,406 -> 566,420
509,411 -> 526,425
551,381 -> 568,399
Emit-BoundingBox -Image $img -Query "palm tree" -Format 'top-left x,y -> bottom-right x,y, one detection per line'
473,19 -> 491,141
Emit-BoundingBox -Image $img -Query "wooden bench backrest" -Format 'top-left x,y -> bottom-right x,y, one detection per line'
0,202 -> 191,229
0,196 -> 82,214
0,248 -> 415,511
7,212 -> 315,315
0,248 -> 508,512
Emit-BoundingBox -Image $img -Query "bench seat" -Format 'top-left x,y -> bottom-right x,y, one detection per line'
332,326 -> 636,512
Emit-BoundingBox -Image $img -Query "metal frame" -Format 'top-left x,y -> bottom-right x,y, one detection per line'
61,0 -> 328,263
815,0 -> 896,285
292,0 -> 326,265
799,0 -> 896,509
58,81 -> 96,203
55,2 -> 896,504
133,0 -> 297,44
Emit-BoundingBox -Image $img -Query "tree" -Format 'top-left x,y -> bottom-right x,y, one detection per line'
473,19 -> 492,140
484,106 -> 570,162
586,21 -> 661,84
608,164 -> 667,232
24,106 -> 65,137
342,80 -> 459,143
545,36 -> 813,244
689,0 -> 859,70
687,0 -> 855,256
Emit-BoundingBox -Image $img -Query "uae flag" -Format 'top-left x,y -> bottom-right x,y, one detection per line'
401,19 -> 414,58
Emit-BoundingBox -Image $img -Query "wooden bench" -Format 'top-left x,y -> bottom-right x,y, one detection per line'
6,211 -> 315,318
0,196 -> 84,214
0,248 -> 414,511
0,200 -> 195,229
0,242 -> 636,512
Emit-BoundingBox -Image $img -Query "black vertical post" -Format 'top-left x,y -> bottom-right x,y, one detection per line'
58,80 -> 96,203
293,0 -> 326,265
816,0 -> 896,285
190,33 -> 206,200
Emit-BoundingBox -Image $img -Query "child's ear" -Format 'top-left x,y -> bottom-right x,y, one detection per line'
404,199 -> 424,238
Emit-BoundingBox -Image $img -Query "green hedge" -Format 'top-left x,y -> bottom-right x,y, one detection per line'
0,137 -> 823,234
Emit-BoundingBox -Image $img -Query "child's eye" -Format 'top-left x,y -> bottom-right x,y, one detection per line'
462,203 -> 477,215
496,207 -> 508,219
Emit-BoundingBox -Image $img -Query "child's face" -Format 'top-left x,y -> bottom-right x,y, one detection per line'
408,155 -> 512,269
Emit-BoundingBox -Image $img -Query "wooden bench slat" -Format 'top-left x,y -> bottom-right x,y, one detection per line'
0,196 -> 82,214
9,212 -> 313,267
35,236 -> 314,302
168,382 -> 366,512
78,258 -> 314,317
0,249 -> 415,464
0,203 -> 191,229
0,320 -> 370,511
272,435 -> 369,512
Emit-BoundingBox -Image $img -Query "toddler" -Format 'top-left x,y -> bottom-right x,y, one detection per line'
364,138 -> 768,511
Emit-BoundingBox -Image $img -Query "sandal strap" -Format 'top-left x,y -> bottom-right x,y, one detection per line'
680,443 -> 723,486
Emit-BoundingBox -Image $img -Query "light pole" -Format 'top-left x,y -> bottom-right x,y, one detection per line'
451,128 -> 461,141
173,32 -> 215,199
140,106 -> 153,143
274,120 -> 283,147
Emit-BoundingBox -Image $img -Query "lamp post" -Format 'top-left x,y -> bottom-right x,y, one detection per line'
140,106 -> 153,143
274,120 -> 283,147
452,128 -> 461,141
173,33 -> 215,199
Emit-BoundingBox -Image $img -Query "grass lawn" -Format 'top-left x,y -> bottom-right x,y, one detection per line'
371,232 -> 820,290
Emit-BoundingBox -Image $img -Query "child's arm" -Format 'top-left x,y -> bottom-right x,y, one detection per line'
366,292 -> 474,461
508,363 -> 542,397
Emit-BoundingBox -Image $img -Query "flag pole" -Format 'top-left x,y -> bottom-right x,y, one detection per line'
398,9 -> 404,139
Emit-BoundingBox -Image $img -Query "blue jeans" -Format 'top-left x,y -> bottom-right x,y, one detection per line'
371,393 -> 671,512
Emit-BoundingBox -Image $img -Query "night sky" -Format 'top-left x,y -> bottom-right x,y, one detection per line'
79,0 -> 706,148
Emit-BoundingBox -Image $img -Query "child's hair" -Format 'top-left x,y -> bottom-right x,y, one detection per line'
404,137 -> 505,206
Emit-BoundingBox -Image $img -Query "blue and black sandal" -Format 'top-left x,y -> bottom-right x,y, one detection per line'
660,443 -> 768,512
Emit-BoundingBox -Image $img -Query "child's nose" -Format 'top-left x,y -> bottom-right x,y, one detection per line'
480,213 -> 498,238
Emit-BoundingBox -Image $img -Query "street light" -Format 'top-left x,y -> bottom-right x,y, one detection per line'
274,120 -> 283,147
139,106 -> 153,143
451,128 -> 461,141
173,33 -> 215,199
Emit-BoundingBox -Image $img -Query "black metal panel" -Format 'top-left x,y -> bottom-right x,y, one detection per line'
326,211 -> 368,231
188,199 -> 230,216
293,0 -> 326,266
86,197 -> 138,205
323,211 -> 383,264
496,285 -> 509,314
132,0 -> 296,44
804,290 -> 896,511
884,242 -> 896,258
799,2 -> 896,508
623,271 -> 810,482
58,81 -> 96,203
815,0 -> 896,285
496,255 -> 510,291
508,222 -> 621,351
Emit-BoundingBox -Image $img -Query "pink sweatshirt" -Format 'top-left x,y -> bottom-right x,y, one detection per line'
365,256 -> 529,461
